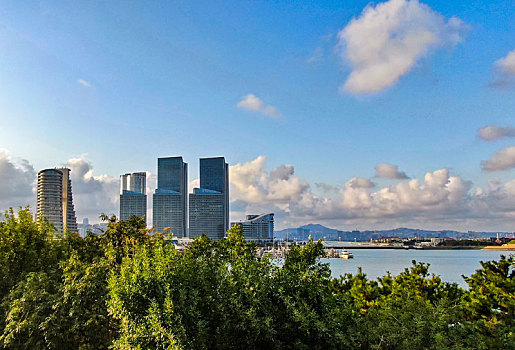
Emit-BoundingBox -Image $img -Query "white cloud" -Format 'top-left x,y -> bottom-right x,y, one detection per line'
229,156 -> 515,231
66,156 -> 118,220
481,146 -> 515,171
346,177 -> 375,188
495,50 -> 515,76
77,79 -> 92,88
237,94 -> 279,118
478,125 -> 515,141
0,149 -> 36,211
375,162 -> 409,179
189,178 -> 200,194
337,0 -> 468,94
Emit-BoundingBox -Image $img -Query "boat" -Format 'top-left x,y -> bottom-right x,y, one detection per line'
340,249 -> 354,259
326,248 -> 340,258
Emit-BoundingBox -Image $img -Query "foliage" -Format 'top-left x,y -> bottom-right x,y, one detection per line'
0,207 -> 513,349
0,207 -> 60,302
437,239 -> 490,247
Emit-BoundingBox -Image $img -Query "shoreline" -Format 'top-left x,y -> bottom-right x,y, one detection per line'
323,245 -> 514,251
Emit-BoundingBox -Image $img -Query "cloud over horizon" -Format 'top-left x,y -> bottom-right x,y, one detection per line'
1,150 -> 515,231
66,156 -> 118,220
237,94 -> 279,118
337,0 -> 468,94
230,156 -> 515,231
0,149 -> 36,211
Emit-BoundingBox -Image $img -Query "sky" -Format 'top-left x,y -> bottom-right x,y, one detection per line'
0,0 -> 514,231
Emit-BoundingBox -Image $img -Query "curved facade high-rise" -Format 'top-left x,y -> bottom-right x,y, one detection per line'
37,168 -> 78,232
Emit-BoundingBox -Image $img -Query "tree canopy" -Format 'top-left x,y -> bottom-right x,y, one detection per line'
0,207 -> 513,349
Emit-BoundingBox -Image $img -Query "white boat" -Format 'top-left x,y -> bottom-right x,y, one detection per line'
340,249 -> 354,259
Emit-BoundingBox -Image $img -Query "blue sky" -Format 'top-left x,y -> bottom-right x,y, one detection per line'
1,0 -> 514,231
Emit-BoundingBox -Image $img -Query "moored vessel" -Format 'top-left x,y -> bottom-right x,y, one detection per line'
340,249 -> 354,259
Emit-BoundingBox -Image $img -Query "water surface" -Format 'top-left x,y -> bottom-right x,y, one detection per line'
325,249 -> 510,288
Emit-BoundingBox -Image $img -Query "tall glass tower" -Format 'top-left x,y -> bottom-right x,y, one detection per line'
37,168 -> 78,233
153,156 -> 188,237
189,157 -> 229,240
120,172 -> 147,223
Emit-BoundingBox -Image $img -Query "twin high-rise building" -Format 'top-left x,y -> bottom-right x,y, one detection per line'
120,172 -> 147,222
120,156 -> 229,239
36,168 -> 78,232
189,157 -> 229,240
153,157 -> 188,237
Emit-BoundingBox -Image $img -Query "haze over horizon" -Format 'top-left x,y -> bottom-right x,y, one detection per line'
1,0 -> 514,231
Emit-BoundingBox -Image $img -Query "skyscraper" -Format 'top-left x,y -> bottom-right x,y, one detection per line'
189,157 -> 229,240
120,172 -> 147,222
37,168 -> 78,232
153,156 -> 188,237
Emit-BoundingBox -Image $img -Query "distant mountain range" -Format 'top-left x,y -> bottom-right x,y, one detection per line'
274,223 -> 513,241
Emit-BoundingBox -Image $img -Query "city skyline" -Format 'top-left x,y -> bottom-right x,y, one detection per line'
0,0 -> 514,231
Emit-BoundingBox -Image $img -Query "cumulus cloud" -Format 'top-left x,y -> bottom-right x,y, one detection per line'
230,156 -> 309,204
77,79 -> 92,88
375,162 -> 409,179
481,146 -> 515,171
478,125 -> 515,141
337,0 -> 468,94
346,177 -> 375,188
0,149 -> 36,210
230,156 -> 515,231
237,94 -> 279,118
66,156 -> 118,220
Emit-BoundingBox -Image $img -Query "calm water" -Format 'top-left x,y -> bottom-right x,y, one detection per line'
325,249 -> 512,288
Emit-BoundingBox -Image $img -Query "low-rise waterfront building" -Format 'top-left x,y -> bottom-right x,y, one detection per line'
231,213 -> 274,240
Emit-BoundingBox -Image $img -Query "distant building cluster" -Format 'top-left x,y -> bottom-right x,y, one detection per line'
77,218 -> 107,236
35,156 -> 273,240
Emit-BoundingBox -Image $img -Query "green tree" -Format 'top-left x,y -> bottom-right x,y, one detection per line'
0,207 -> 60,302
459,255 -> 515,349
